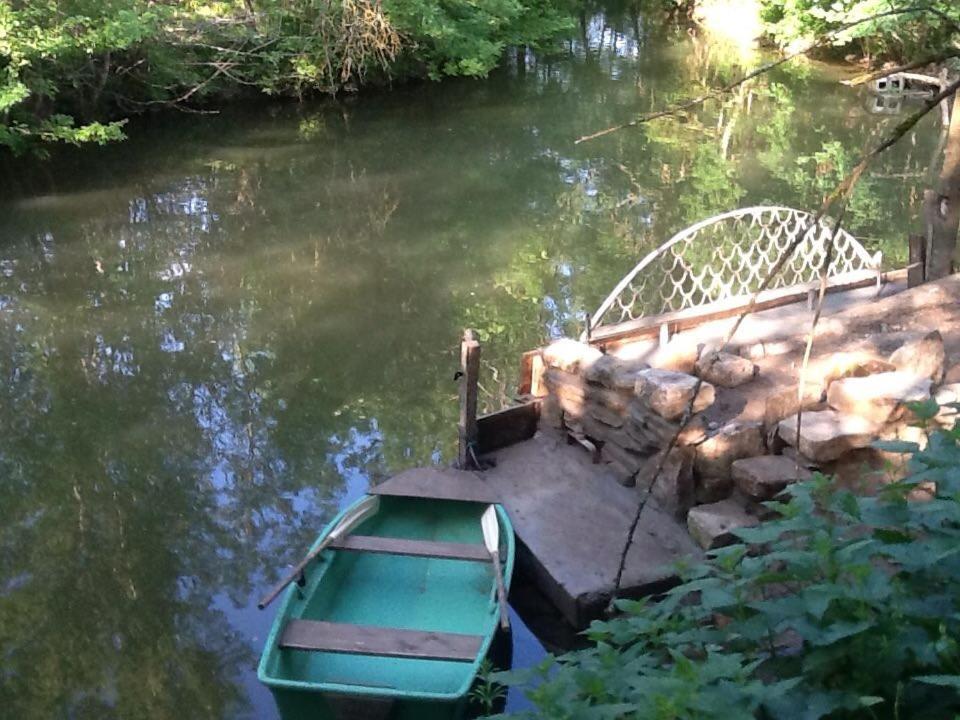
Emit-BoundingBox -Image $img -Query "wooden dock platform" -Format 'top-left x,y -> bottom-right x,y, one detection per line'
482,430 -> 702,628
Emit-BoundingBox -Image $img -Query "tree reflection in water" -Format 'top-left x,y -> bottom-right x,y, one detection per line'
0,5 -> 943,718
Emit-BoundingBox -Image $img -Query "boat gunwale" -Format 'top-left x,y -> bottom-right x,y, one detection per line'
256,496 -> 516,701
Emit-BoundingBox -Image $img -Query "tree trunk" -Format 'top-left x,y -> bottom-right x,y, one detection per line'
924,89 -> 960,280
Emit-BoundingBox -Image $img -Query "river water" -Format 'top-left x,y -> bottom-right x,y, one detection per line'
0,5 -> 944,718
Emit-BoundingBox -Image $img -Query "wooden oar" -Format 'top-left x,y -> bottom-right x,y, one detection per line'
481,505 -> 510,630
258,495 -> 380,610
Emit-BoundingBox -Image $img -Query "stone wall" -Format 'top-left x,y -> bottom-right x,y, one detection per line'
532,281 -> 960,551
537,338 -> 761,520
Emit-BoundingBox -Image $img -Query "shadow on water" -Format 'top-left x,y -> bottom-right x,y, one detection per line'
0,2 -> 945,718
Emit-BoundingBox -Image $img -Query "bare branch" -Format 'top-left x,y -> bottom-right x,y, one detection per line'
843,49 -> 960,86
720,75 -> 960,345
607,75 -> 960,607
794,207 -> 846,460
576,5 -> 960,145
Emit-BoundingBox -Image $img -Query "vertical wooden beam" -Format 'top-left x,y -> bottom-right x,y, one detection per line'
458,329 -> 481,469
908,233 -> 926,288
530,353 -> 547,397
925,90 -> 960,280
518,350 -> 537,395
518,349 -> 548,398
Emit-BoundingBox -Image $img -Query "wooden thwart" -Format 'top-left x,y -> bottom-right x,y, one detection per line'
279,620 -> 483,662
328,534 -> 490,562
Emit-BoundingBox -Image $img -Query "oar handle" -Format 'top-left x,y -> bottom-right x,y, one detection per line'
257,538 -> 331,610
491,551 -> 510,631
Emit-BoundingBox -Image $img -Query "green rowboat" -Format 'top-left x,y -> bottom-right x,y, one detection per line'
257,487 -> 515,719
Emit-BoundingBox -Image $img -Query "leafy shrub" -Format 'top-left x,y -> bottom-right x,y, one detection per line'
385,0 -> 573,78
0,0 -> 574,154
498,403 -> 960,719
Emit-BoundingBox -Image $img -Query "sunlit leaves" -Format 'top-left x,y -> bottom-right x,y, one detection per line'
761,0 -> 957,60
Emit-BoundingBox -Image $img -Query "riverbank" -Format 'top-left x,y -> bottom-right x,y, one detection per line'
0,0 -> 575,154
5,0 -> 954,157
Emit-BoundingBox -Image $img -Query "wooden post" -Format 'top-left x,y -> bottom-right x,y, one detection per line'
458,329 -> 481,470
529,353 -> 546,397
518,350 -> 547,398
924,90 -> 960,280
908,233 -> 926,287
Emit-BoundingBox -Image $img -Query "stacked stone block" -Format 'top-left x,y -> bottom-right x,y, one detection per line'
535,329 -> 958,552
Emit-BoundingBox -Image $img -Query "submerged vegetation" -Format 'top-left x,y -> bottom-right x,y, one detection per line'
499,402 -> 960,718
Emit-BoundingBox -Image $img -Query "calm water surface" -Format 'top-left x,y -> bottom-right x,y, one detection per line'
0,6 -> 944,718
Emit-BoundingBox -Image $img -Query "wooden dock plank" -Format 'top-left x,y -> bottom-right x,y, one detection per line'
370,467 -> 499,504
279,620 -> 483,662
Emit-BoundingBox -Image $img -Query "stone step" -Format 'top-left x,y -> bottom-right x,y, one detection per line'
826,371 -> 931,424
687,498 -> 760,550
694,350 -> 758,388
694,420 -> 765,481
731,454 -> 812,500
777,409 -> 877,463
634,368 -> 715,421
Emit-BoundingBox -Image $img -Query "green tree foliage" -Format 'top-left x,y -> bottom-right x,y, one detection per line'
0,0 -> 573,154
759,0 -> 959,60
385,0 -> 574,78
499,403 -> 960,719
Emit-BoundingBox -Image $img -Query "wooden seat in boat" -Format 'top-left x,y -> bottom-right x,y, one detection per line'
278,619 -> 483,662
327,535 -> 490,562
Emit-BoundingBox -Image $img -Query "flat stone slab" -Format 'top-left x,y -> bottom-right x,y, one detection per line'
888,330 -> 945,382
634,368 -> 715,420
826,371 -> 931,424
695,351 -> 757,388
778,410 -> 877,462
687,499 -> 760,550
732,455 -> 812,500
542,338 -> 602,373
483,431 -> 702,628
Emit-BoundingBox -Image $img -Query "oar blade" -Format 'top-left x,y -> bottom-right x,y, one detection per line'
481,505 -> 509,630
258,494 -> 381,610
330,495 -> 380,540
481,504 -> 499,555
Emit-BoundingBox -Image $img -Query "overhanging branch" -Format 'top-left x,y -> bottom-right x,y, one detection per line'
576,5 -> 960,145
